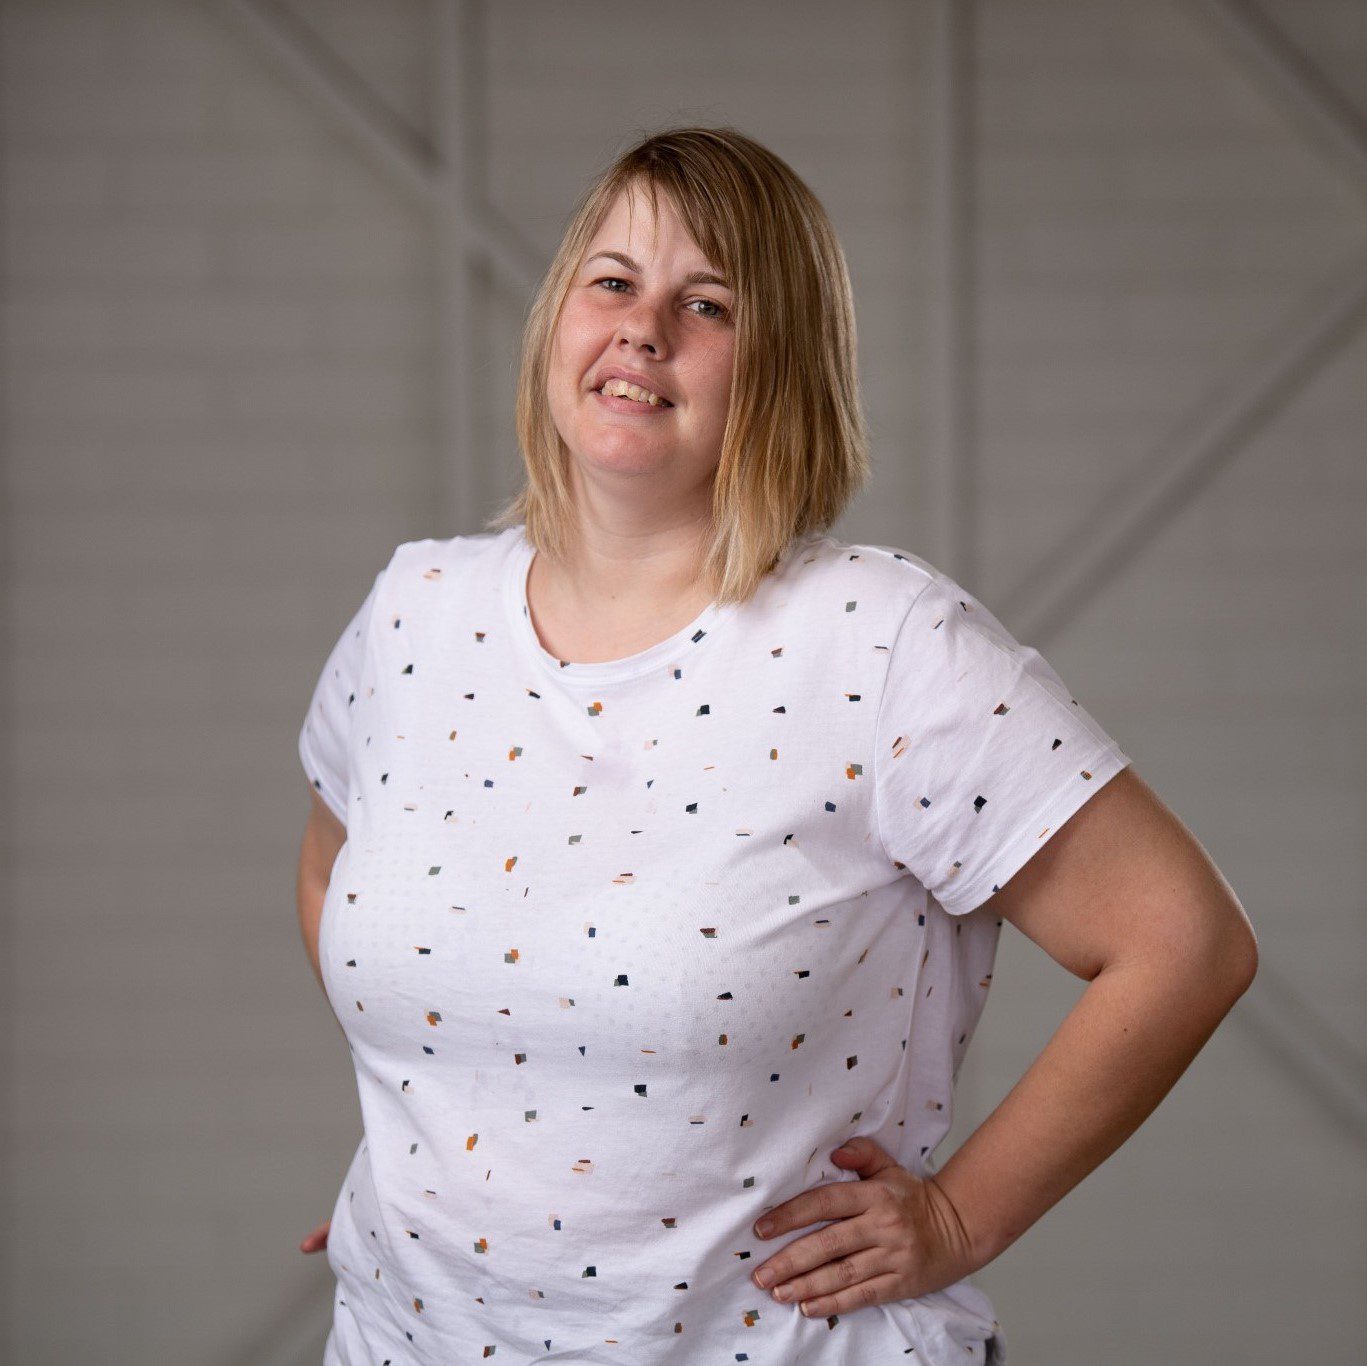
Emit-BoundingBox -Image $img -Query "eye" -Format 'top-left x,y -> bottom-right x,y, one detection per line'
592,277 -> 730,322
688,298 -> 729,321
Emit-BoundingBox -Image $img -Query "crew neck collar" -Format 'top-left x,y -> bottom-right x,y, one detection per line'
502,525 -> 743,687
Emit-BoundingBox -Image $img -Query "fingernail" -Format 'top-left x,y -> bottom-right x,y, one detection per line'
754,1218 -> 773,1237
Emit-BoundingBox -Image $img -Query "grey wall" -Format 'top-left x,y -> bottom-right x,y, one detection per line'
2,1 -> 1364,1361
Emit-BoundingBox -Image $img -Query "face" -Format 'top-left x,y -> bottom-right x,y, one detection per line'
547,183 -> 736,508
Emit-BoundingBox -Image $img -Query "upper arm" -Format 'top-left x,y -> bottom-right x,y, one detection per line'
873,568 -> 1133,916
985,765 -> 1258,985
297,558 -> 390,828
298,781 -> 347,890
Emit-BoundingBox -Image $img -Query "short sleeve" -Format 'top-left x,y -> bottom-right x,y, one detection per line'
297,563 -> 388,825
873,571 -> 1131,916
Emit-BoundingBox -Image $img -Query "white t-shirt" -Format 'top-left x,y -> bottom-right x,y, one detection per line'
298,523 -> 1130,1365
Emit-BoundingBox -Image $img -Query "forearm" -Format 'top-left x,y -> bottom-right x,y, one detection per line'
929,942 -> 1254,1268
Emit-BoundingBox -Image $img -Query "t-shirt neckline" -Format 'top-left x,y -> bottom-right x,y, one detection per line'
503,525 -> 742,686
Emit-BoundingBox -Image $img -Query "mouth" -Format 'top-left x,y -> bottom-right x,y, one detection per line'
592,377 -> 674,409
593,388 -> 674,416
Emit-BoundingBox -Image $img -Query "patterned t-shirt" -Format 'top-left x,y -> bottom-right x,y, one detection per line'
297,522 -> 1130,1365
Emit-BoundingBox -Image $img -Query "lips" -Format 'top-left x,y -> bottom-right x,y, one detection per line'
590,366 -> 675,406
593,386 -> 672,415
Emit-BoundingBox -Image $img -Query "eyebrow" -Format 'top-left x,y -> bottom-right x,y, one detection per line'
585,250 -> 731,290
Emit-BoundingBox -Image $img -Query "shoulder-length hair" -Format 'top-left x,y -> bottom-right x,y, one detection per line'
485,125 -> 871,606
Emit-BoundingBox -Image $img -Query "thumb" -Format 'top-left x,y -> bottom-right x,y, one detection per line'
829,1134 -> 898,1178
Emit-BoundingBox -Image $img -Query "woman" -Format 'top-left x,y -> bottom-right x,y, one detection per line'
295,127 -> 1256,1365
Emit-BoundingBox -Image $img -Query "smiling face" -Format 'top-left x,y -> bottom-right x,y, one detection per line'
546,182 -> 736,508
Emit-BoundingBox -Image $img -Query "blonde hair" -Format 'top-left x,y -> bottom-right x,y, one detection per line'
484,125 -> 871,606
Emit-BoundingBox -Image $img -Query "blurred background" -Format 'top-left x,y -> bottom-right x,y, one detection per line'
2,0 -> 1364,1361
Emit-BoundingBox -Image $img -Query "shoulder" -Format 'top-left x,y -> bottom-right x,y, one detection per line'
784,534 -> 945,619
359,528 -> 522,648
379,526 -> 521,592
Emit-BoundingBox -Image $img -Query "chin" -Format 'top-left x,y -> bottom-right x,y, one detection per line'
583,447 -> 670,476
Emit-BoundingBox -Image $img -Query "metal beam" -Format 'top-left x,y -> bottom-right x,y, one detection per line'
931,0 -> 980,586
1000,255 -> 1367,642
1188,0 -> 1367,200
217,0 -> 438,195
433,0 -> 483,533
984,1 -> 1367,1137
1008,0 -> 1367,638
212,0 -> 544,294
999,264 -> 1367,1130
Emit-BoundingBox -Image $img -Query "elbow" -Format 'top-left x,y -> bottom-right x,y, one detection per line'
1221,890 -> 1259,991
1207,911 -> 1259,999
1230,926 -> 1259,993
1195,883 -> 1259,996
1124,899 -> 1259,999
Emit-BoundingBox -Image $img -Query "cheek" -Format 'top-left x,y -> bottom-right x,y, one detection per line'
548,338 -> 589,413
556,298 -> 604,354
701,357 -> 735,422
551,308 -> 586,366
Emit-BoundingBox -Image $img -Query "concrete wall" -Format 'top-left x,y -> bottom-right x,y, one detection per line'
2,0 -> 1363,1360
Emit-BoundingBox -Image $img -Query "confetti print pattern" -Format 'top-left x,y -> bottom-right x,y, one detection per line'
298,525 -> 1129,1364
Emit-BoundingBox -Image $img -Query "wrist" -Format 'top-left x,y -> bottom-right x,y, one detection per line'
925,1158 -> 1011,1271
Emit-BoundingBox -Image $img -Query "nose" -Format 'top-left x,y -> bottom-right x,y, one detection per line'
615,300 -> 663,356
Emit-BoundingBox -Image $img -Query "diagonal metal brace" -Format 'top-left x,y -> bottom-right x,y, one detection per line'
212,0 -> 543,292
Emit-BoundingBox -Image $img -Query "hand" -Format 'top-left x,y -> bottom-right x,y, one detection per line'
298,1218 -> 331,1254
749,1135 -> 979,1320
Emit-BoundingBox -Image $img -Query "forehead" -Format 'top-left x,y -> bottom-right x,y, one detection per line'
587,183 -> 709,261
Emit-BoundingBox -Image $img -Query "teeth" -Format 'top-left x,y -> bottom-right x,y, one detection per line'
601,377 -> 667,406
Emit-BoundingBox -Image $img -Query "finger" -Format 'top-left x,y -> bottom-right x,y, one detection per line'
299,1221 -> 331,1253
768,1242 -> 896,1312
752,1207 -> 877,1293
752,1177 -> 868,1245
796,1270 -> 904,1321
828,1134 -> 900,1179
